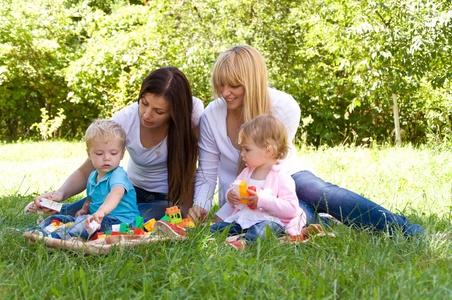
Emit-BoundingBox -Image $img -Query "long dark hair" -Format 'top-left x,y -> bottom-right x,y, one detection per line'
139,67 -> 198,205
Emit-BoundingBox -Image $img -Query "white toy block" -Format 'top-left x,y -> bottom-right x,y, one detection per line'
40,198 -> 63,212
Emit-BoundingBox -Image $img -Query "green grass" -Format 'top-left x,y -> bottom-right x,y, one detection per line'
1,141 -> 451,299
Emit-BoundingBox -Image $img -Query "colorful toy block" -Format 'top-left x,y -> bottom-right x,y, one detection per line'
92,232 -> 105,240
178,218 -> 195,228
87,220 -> 100,235
144,218 -> 156,232
247,186 -> 257,209
135,216 -> 144,229
232,180 -> 248,203
165,206 -> 183,224
119,223 -> 129,233
134,227 -> 145,235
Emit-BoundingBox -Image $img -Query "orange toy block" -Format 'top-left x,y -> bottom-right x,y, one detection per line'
178,218 -> 195,228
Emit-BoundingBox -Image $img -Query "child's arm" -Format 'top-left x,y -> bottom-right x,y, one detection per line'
75,198 -> 92,217
85,185 -> 125,229
255,173 -> 299,219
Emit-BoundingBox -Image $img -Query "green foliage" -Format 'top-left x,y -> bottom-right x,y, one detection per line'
1,0 -> 451,145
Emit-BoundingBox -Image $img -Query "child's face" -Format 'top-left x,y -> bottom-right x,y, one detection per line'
239,139 -> 268,169
87,138 -> 125,178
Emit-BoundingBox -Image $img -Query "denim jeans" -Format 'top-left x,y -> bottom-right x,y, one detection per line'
292,171 -> 424,236
210,221 -> 285,244
60,186 -> 172,220
36,214 -> 121,240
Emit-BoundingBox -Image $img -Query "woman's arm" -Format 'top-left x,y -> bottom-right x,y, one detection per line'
33,158 -> 95,212
192,111 -> 222,219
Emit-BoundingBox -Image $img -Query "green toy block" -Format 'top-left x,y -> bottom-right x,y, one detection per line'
160,215 -> 169,222
135,216 -> 144,229
105,231 -> 112,235
119,223 -> 129,233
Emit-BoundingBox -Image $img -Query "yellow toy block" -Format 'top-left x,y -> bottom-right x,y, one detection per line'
232,180 -> 249,204
144,218 -> 156,232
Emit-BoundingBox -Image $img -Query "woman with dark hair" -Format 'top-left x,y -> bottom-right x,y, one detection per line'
27,67 -> 203,219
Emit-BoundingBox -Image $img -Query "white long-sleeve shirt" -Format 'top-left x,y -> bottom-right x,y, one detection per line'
194,88 -> 308,214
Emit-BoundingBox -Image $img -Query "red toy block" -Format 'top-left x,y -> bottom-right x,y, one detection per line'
247,186 -> 257,210
92,231 -> 105,240
134,227 -> 145,235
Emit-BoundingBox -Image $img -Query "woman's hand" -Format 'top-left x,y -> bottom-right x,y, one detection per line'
189,205 -> 208,222
32,191 -> 64,214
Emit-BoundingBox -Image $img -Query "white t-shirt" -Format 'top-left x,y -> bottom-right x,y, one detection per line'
194,88 -> 308,213
112,97 -> 204,194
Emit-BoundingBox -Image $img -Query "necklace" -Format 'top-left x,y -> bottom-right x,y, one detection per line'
150,129 -> 165,156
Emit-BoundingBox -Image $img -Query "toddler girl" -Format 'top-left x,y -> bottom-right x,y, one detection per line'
210,114 -> 306,249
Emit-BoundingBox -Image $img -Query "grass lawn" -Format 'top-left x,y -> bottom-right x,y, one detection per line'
1,141 -> 451,299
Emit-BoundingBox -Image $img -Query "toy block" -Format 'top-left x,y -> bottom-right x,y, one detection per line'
50,220 -> 63,226
40,198 -> 63,213
247,186 -> 257,210
105,230 -> 112,235
91,231 -> 105,240
289,235 -> 308,242
135,216 -> 144,229
232,180 -> 248,204
111,224 -> 120,232
119,223 -> 129,233
87,220 -> 100,235
165,206 -> 183,224
178,218 -> 195,228
97,234 -> 106,239
144,218 -> 156,232
134,227 -> 145,235
160,215 -> 169,222
65,222 -> 74,227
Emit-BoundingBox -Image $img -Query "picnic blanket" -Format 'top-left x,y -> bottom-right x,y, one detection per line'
23,222 -> 336,255
23,231 -> 185,255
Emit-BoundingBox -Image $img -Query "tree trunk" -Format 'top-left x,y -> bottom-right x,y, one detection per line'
392,92 -> 402,147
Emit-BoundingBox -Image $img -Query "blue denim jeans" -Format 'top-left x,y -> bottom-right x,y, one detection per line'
292,171 -> 424,236
59,186 -> 172,220
36,214 -> 121,240
210,221 -> 285,244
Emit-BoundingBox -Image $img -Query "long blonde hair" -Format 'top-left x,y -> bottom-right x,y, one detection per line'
212,45 -> 272,122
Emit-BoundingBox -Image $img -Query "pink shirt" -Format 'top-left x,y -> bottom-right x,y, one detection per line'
226,163 -> 307,236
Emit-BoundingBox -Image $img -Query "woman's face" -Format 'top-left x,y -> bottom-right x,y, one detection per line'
219,83 -> 245,111
139,93 -> 171,129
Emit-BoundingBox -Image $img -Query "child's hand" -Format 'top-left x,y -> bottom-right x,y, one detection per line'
85,212 -> 105,229
75,208 -> 89,218
243,188 -> 259,208
227,190 -> 241,206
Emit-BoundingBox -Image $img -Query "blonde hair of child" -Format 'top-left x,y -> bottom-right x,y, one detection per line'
85,119 -> 126,150
212,45 -> 271,123
238,115 -> 289,160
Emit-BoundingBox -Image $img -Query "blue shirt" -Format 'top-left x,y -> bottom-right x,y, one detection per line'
87,166 -> 139,224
